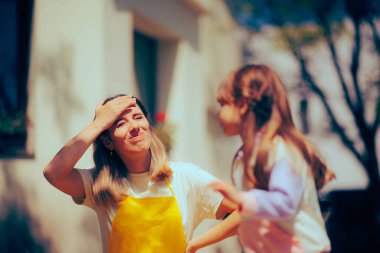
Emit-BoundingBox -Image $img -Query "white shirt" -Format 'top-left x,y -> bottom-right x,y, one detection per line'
74,161 -> 223,253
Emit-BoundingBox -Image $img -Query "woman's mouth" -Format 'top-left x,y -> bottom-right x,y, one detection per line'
129,132 -> 145,142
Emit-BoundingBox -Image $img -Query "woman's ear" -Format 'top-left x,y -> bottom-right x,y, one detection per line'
100,136 -> 114,151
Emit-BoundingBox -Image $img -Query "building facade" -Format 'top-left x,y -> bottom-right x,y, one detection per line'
0,0 -> 242,252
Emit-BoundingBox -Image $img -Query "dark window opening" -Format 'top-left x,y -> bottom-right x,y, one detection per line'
0,0 -> 34,158
133,31 -> 158,121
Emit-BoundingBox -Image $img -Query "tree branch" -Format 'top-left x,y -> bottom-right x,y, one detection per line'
351,19 -> 365,114
316,12 -> 356,115
323,13 -> 374,154
292,47 -> 363,164
265,0 -> 368,167
349,18 -> 376,151
367,17 -> 380,132
373,90 -> 380,132
367,16 -> 380,56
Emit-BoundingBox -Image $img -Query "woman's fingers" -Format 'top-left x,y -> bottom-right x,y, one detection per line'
94,95 -> 137,129
109,96 -> 136,113
96,100 -> 105,111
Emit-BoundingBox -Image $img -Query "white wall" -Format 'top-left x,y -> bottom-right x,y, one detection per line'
104,0 -> 138,97
1,0 -> 108,252
0,0 -> 242,252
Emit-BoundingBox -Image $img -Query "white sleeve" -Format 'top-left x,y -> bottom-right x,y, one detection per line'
72,168 -> 96,209
190,165 -> 223,220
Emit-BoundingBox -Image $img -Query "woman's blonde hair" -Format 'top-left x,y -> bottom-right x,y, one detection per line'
218,64 -> 335,190
92,94 -> 172,207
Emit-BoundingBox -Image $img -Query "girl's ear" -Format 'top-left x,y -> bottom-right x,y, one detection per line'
239,102 -> 249,116
100,136 -> 114,151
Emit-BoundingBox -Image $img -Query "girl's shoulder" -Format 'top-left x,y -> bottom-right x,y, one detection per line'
270,136 -> 292,158
268,136 -> 305,169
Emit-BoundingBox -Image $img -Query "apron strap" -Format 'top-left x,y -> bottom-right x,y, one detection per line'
165,178 -> 175,196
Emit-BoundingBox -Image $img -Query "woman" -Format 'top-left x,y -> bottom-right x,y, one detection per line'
43,94 -> 238,253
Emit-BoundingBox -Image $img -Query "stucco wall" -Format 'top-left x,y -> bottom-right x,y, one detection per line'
0,0 -> 242,252
1,1 -> 108,252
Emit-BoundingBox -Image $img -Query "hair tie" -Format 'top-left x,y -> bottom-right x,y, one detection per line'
247,96 -> 273,128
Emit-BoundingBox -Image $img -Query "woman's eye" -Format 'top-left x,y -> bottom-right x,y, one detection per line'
116,121 -> 125,128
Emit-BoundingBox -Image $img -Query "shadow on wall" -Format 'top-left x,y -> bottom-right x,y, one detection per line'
39,43 -> 84,140
0,162 -> 53,253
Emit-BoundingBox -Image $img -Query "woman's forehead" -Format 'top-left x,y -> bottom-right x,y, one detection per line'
118,105 -> 144,120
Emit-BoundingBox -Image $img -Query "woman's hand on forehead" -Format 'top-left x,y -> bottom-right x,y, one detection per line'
110,95 -> 136,108
94,96 -> 137,130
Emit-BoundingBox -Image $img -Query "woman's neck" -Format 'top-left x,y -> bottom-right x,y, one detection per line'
121,152 -> 151,174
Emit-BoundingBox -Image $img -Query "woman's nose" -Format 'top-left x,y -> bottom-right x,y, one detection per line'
129,121 -> 139,130
129,122 -> 139,136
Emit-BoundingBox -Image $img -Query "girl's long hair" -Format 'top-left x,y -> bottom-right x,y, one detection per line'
218,64 -> 334,190
92,94 -> 172,207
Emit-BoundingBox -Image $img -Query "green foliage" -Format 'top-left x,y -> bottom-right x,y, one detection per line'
283,24 -> 324,46
0,112 -> 27,135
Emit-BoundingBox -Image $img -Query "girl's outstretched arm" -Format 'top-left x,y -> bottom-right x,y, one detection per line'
43,96 -> 136,199
211,161 -> 305,220
209,181 -> 243,208
185,199 -> 240,253
240,160 -> 304,220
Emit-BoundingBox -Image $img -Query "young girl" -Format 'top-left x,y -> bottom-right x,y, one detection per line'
43,94 -> 237,253
210,64 -> 335,253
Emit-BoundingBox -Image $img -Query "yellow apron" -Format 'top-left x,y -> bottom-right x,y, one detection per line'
108,179 -> 187,253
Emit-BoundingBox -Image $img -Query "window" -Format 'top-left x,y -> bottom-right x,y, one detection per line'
133,31 -> 158,121
0,0 -> 34,158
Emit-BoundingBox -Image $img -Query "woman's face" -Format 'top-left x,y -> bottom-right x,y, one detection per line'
107,104 -> 151,158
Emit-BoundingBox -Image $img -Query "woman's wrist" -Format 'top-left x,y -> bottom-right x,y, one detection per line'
90,119 -> 109,133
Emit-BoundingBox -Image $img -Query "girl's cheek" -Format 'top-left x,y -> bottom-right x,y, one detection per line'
217,112 -> 223,122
